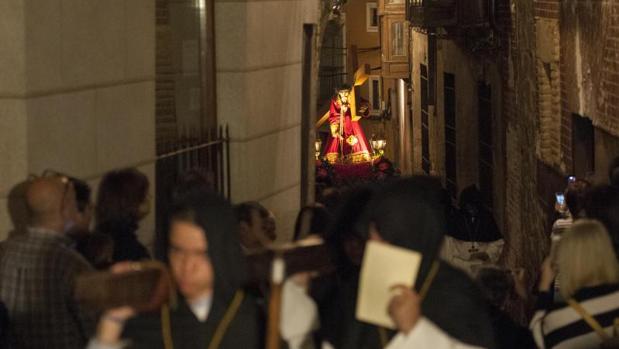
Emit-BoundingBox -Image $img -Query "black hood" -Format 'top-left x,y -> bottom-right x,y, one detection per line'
169,191 -> 247,299
357,176 -> 445,285
357,177 -> 497,348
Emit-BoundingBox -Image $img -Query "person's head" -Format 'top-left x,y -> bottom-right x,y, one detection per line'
337,84 -> 352,104
233,202 -> 276,250
565,178 -> 591,218
325,186 -> 376,269
609,156 -> 619,187
458,185 -> 483,217
359,176 -> 445,284
293,204 -> 332,241
168,192 -> 246,301
374,158 -> 395,180
475,267 -> 514,309
68,177 -> 93,234
317,187 -> 341,211
556,219 -> 619,299
585,185 -> 619,258
172,169 -> 214,204
26,175 -> 78,234
95,168 -> 150,227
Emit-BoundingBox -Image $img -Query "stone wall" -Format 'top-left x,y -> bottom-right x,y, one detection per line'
409,32 -> 506,228
560,0 -> 619,179
0,0 -> 156,245
215,0 -> 320,241
502,0 -> 548,277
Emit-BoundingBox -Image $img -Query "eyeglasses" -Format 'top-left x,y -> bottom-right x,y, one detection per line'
29,169 -> 70,181
29,169 -> 73,207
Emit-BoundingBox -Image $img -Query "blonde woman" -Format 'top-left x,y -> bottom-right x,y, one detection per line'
530,219 -> 619,349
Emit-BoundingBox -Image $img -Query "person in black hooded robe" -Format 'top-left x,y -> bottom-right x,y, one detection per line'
357,177 -> 497,349
308,186 -> 389,349
452,185 -> 502,243
88,191 -> 262,349
440,185 -> 504,273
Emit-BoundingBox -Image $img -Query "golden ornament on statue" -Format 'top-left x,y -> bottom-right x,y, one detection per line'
346,135 -> 359,146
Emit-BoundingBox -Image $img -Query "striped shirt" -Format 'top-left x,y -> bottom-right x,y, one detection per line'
530,284 -> 619,349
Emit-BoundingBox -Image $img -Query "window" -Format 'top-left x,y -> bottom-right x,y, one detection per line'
444,73 -> 457,198
368,76 -> 382,116
156,0 -> 216,147
421,64 -> 431,174
478,83 -> 493,209
572,114 -> 595,179
391,22 -> 405,57
366,3 -> 378,32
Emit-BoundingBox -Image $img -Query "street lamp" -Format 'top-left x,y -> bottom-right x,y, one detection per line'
315,139 -> 323,160
371,138 -> 387,157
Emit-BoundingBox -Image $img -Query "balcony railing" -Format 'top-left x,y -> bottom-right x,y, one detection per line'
408,0 -> 493,29
407,0 -> 457,28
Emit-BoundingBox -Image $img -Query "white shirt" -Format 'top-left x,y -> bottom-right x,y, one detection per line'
386,318 -> 485,349
280,279 -> 320,349
188,294 -> 213,322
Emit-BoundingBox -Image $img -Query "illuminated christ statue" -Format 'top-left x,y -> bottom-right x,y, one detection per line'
317,68 -> 372,163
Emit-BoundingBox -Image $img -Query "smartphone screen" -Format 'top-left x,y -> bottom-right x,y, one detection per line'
555,192 -> 565,206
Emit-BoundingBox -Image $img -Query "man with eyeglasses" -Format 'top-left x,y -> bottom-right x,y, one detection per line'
0,174 -> 96,349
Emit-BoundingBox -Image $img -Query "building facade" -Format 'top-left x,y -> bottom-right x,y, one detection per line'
0,0 -> 322,245
405,1 -> 619,314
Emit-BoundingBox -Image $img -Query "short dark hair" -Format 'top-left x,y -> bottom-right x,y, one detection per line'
69,177 -> 91,213
172,169 -> 214,204
233,201 -> 269,226
565,179 -> 591,218
95,168 -> 149,226
336,84 -> 352,93
293,205 -> 332,241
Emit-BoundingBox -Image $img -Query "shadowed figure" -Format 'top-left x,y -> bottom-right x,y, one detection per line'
358,177 -> 497,348
6,180 -> 30,238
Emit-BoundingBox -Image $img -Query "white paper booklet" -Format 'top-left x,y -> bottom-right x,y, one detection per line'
356,240 -> 422,329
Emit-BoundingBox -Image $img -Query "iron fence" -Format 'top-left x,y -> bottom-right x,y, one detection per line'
154,125 -> 230,257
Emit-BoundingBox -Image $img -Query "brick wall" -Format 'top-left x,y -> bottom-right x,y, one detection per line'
500,0 -> 549,315
534,0 -> 559,19
560,0 -> 619,175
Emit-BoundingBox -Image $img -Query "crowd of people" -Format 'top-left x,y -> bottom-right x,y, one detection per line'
0,158 -> 618,349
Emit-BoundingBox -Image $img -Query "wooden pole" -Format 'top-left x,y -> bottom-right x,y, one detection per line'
266,257 -> 285,349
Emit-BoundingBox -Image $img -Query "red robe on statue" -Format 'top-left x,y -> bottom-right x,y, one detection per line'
323,97 -> 372,163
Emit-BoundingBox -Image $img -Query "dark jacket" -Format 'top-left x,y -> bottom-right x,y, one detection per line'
97,219 -> 150,262
312,270 -> 393,349
450,185 -> 503,243
122,292 -> 262,349
359,177 -> 498,348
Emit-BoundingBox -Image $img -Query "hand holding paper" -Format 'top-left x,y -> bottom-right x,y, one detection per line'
388,285 -> 421,334
356,240 -> 422,329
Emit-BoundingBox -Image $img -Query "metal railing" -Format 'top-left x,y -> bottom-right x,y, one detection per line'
319,46 -> 348,105
154,125 -> 230,256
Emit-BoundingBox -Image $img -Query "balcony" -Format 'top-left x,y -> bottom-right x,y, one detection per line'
407,0 -> 457,28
